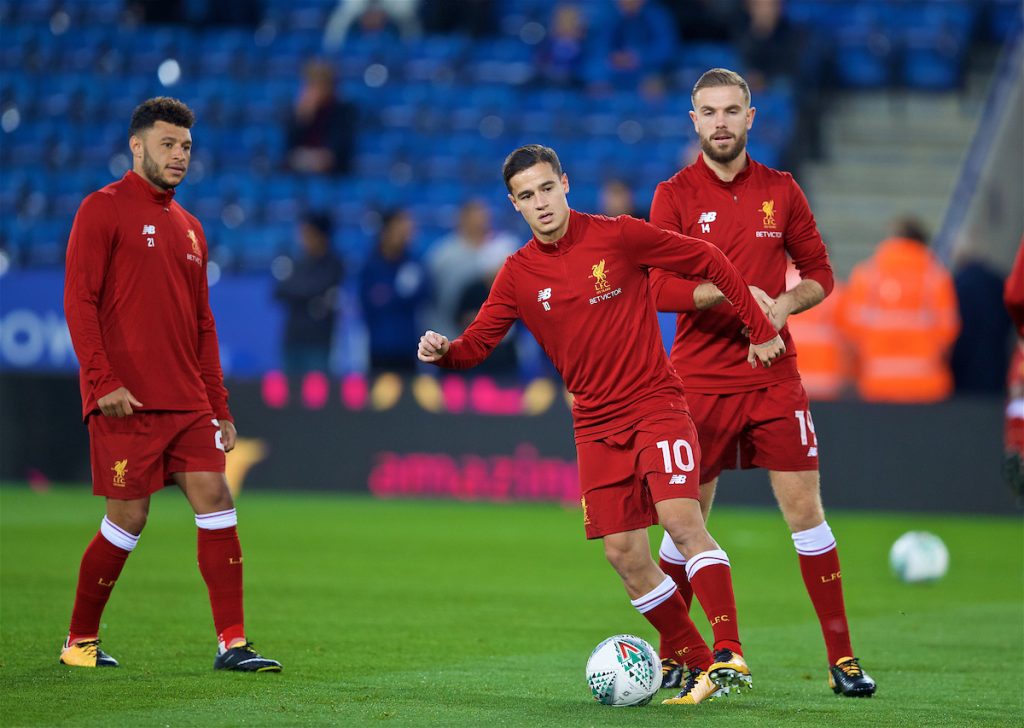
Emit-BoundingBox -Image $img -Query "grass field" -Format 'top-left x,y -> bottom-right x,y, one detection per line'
1,484 -> 1021,727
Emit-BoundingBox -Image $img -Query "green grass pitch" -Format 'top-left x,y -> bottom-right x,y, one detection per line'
1,484 -> 1021,727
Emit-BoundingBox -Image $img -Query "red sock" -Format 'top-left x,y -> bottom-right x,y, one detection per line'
68,531 -> 131,642
798,548 -> 853,664
197,525 -> 245,648
656,556 -> 693,659
632,576 -> 714,671
687,551 -> 741,655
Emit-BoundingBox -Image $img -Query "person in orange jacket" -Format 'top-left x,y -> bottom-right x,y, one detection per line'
784,259 -> 852,400
839,217 -> 960,403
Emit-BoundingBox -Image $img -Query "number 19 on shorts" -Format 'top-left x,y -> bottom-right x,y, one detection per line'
656,439 -> 695,474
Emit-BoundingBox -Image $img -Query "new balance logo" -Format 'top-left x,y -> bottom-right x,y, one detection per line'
697,212 -> 717,224
142,225 -> 156,235
669,474 -> 687,485
808,447 -> 818,457
538,288 -> 552,310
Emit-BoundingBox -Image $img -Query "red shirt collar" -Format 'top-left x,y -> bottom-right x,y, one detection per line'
125,170 -> 176,205
529,209 -> 586,254
695,152 -> 754,187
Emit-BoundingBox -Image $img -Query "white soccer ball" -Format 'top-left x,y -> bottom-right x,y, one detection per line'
889,531 -> 949,583
585,634 -> 662,707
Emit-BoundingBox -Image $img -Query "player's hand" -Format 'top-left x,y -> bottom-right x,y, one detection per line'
418,330 -> 450,362
747,335 -> 786,368
748,285 -> 776,319
769,293 -> 796,330
220,420 -> 237,453
97,386 -> 143,417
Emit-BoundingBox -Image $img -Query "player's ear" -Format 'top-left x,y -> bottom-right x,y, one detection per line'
507,192 -> 519,212
689,110 -> 698,132
747,105 -> 756,130
129,134 -> 143,161
561,173 -> 570,194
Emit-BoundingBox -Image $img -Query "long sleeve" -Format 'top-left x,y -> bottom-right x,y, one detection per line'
63,192 -> 124,400
785,179 -> 834,297
436,261 -> 519,370
195,228 -> 232,421
648,182 -> 701,312
619,216 -> 777,344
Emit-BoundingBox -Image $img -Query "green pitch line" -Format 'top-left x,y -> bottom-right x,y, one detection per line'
1,484 -> 1021,727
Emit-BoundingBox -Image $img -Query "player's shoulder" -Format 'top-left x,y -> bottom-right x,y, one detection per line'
173,201 -> 203,230
748,158 -> 801,190
78,183 -> 121,217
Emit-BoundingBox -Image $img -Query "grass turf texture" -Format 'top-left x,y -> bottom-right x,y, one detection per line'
1,485 -> 1021,727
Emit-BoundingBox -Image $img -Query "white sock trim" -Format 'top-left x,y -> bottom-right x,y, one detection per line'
658,531 -> 687,565
195,508 -> 238,530
792,521 -> 836,556
100,516 -> 139,552
685,549 -> 730,581
630,575 -> 677,614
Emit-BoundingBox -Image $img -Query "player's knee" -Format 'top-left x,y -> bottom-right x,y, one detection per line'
602,537 -> 646,576
108,509 -> 148,535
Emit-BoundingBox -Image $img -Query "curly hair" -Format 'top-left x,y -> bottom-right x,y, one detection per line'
129,97 -> 195,136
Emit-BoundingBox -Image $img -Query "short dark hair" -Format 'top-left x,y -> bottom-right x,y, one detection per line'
129,97 -> 195,137
302,211 -> 333,238
692,68 -> 751,108
502,144 -> 563,192
891,216 -> 930,245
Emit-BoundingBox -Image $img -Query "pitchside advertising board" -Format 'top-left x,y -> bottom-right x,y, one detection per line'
0,371 -> 1012,515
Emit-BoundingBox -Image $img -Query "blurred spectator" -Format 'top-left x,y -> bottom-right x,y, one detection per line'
427,199 -> 518,336
273,213 -> 344,375
784,260 -> 851,400
599,178 -> 646,220
734,0 -> 825,165
420,0 -> 497,37
324,0 -> 420,50
125,0 -> 261,26
359,210 -> 431,373
454,274 -> 520,376
735,0 -> 801,90
840,217 -> 960,403
658,0 -> 739,42
536,4 -> 589,87
951,256 -> 1013,394
584,0 -> 677,95
285,60 -> 357,176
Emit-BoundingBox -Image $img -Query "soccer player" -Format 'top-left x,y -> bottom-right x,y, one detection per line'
648,68 -> 875,697
60,97 -> 281,672
418,144 -> 786,705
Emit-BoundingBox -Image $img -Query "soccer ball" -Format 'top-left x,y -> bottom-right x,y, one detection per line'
585,634 -> 662,707
889,531 -> 949,583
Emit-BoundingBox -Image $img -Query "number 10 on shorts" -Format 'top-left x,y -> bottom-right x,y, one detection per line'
656,439 -> 695,475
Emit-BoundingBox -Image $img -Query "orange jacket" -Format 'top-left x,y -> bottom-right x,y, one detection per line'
785,263 -> 851,400
840,238 -> 960,403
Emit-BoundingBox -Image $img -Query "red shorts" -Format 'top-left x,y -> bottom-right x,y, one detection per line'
88,410 -> 226,499
686,378 -> 820,482
576,412 -> 702,539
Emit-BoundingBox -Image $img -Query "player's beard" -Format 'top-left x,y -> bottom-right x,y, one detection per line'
141,147 -> 184,190
700,127 -> 747,165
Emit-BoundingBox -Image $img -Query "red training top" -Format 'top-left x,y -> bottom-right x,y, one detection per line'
435,210 -> 776,442
64,171 -> 231,422
650,154 -> 834,394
